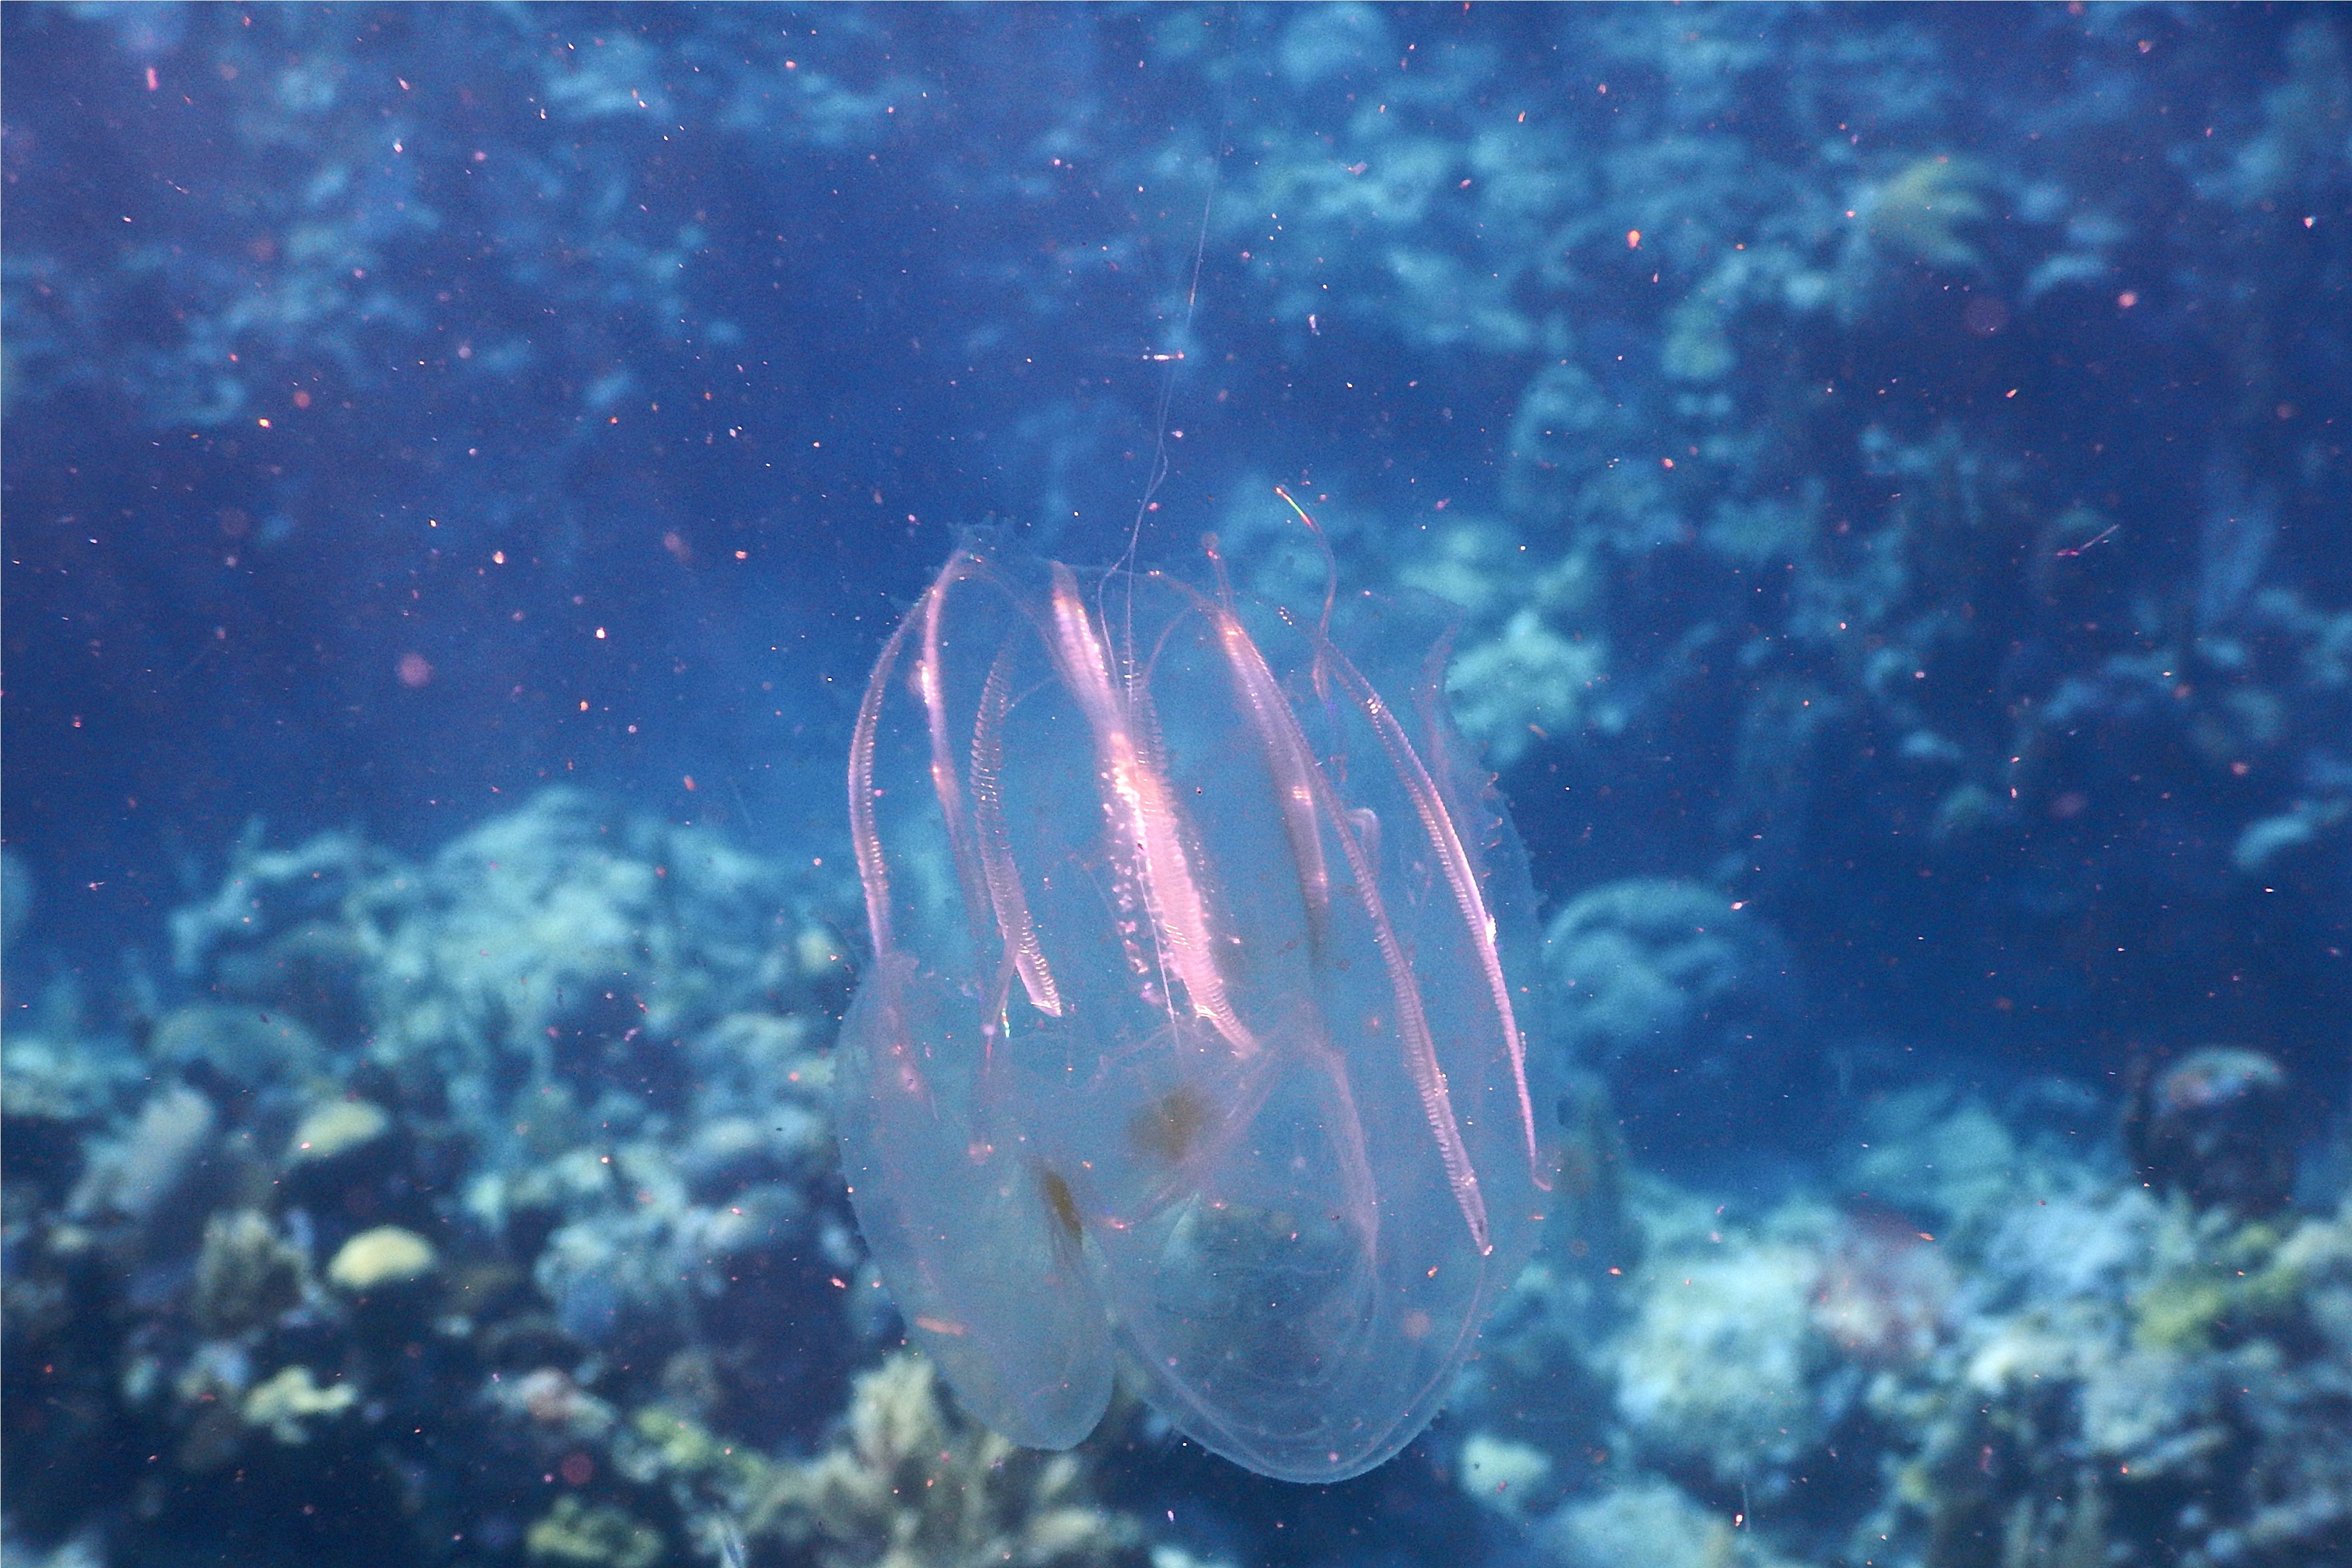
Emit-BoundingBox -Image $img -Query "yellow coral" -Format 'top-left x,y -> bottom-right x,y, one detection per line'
2131,1216 -> 2309,1352
327,1225 -> 437,1290
242,1365 -> 355,1444
289,1099 -> 389,1162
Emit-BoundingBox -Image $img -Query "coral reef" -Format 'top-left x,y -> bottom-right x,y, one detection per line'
1,792 -> 899,1565
1451,1087 -> 2352,1568
746,1353 -> 1145,1568
2,787 -> 1187,1567
1541,1478 -> 1792,1568
1612,1228 -> 1843,1495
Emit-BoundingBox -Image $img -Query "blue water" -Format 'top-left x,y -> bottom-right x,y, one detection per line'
6,7 -> 2349,1567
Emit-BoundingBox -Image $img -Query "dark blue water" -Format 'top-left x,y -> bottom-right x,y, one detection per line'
6,7 -> 2349,1567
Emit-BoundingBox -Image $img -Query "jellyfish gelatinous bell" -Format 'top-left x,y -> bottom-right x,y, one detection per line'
837,535 -> 1558,1483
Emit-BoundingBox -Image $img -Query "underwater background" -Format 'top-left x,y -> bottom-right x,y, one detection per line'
4,4 -> 2350,1566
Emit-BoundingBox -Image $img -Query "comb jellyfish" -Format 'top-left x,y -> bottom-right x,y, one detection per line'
838,522 -> 1558,1482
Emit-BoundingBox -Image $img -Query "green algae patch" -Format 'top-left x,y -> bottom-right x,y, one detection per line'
242,1365 -> 356,1445
526,1496 -> 664,1568
2132,1221 -> 2305,1352
629,1405 -> 770,1492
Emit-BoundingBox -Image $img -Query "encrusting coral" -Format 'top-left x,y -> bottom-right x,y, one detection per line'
326,1224 -> 439,1292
